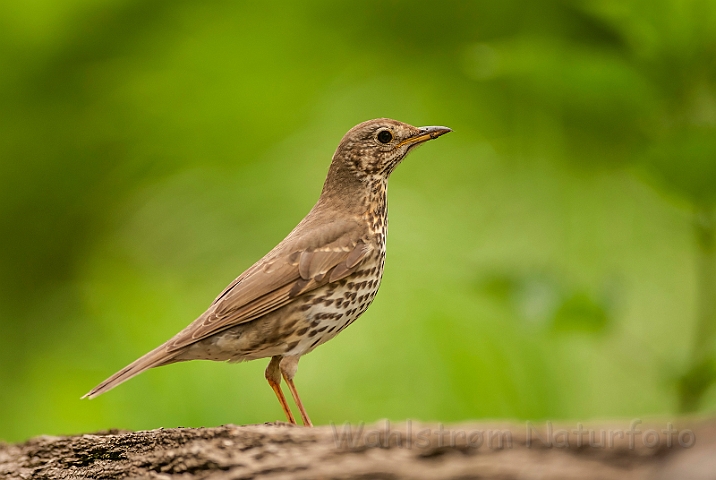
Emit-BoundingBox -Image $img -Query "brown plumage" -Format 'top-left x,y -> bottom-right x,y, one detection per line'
83,118 -> 451,426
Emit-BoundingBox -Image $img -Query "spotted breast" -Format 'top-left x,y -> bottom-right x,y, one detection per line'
283,179 -> 388,356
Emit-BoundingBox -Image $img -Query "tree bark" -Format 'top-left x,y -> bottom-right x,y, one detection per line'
1,418 -> 714,479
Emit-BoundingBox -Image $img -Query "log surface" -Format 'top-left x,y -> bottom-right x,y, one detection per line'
1,419 -> 714,479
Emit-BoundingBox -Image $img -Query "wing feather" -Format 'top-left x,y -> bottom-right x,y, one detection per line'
329,241 -> 372,282
165,238 -> 372,352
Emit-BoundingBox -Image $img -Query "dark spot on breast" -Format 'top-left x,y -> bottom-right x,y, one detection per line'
297,327 -> 308,336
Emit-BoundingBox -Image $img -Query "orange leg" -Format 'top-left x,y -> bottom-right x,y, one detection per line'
265,356 -> 296,424
283,374 -> 313,427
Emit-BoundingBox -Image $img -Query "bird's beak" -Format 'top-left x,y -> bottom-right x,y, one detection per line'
397,126 -> 452,148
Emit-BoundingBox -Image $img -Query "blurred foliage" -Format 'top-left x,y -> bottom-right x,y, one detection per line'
1,0 -> 715,442
476,272 -> 614,333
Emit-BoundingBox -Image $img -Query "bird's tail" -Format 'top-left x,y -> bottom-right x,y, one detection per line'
82,344 -> 179,399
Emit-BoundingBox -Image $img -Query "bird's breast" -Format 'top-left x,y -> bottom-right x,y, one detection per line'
280,246 -> 385,355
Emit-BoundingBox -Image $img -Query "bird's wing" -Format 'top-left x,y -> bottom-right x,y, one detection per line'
165,236 -> 373,352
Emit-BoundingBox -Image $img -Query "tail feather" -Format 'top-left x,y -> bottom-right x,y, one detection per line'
82,344 -> 179,399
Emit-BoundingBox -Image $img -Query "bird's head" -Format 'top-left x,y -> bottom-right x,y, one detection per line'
330,118 -> 451,180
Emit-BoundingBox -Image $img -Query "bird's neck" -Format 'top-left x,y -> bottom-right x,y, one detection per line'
318,161 -> 388,221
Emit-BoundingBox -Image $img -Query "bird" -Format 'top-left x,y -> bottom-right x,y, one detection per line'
83,118 -> 451,426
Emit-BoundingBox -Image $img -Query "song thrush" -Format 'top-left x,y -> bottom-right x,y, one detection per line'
84,118 -> 451,426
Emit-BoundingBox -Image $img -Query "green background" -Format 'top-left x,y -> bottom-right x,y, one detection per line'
1,0 -> 715,442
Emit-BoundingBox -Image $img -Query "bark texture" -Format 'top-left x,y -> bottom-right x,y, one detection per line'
1,419 -> 715,479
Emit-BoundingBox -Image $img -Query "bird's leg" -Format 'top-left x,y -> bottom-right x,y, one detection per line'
265,356 -> 296,424
279,355 -> 313,427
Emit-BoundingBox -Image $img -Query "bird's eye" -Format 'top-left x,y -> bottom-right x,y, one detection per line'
377,130 -> 393,144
